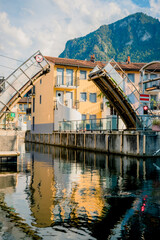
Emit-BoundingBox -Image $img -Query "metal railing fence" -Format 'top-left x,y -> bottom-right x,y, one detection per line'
59,115 -> 160,132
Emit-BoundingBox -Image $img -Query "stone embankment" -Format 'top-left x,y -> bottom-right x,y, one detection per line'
25,131 -> 160,157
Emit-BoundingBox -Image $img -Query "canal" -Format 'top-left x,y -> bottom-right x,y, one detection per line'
0,141 -> 160,239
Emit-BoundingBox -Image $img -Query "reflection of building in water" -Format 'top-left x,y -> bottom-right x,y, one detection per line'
29,150 -> 105,227
18,141 -> 31,172
29,152 -> 56,227
0,173 -> 17,194
28,144 -> 150,229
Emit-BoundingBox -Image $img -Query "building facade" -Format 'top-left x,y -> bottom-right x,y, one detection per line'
31,57 -> 160,133
31,57 -> 104,133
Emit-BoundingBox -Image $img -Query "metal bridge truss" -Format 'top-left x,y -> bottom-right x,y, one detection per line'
89,59 -> 144,129
0,51 -> 50,119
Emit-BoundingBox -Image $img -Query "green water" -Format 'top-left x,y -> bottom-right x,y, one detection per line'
0,142 -> 160,239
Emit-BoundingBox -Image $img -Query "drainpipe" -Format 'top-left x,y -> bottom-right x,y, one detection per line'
75,66 -> 79,110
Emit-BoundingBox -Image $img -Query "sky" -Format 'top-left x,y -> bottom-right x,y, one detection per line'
0,0 -> 160,77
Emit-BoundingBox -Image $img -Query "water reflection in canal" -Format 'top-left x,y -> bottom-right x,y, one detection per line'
0,142 -> 160,239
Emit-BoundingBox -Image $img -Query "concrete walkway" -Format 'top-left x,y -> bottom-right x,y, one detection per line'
0,151 -> 20,157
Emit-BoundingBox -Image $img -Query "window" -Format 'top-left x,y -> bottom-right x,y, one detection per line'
82,114 -> 86,120
33,98 -> 35,112
40,79 -> 42,84
24,104 -> 27,111
150,74 -> 157,79
66,69 -> 73,85
128,73 -> 135,83
90,114 -> 96,120
33,86 -> 35,94
150,74 -> 158,87
89,93 -> 97,103
32,117 -> 35,131
19,104 -> 23,111
80,92 -> 87,102
143,74 -> 149,89
80,70 -> 87,80
40,95 -> 42,104
57,68 -> 64,85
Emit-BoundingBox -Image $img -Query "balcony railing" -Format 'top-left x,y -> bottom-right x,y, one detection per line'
56,76 -> 64,86
55,76 -> 78,87
66,76 -> 73,86
59,115 -> 160,132
54,99 -> 79,110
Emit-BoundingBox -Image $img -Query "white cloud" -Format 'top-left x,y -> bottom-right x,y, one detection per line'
0,0 -> 159,77
0,12 -> 32,51
149,0 -> 160,18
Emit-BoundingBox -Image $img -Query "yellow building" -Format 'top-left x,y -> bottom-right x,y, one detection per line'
31,57 -> 104,133
31,56 -> 160,133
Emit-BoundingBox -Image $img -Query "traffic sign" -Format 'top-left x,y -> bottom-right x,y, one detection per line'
140,94 -> 150,102
35,54 -> 43,63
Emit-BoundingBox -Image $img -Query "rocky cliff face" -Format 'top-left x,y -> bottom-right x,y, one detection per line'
59,12 -> 160,62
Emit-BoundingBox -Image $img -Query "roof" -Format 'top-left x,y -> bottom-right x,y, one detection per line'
45,56 -> 160,72
118,62 -> 160,72
45,56 -> 104,69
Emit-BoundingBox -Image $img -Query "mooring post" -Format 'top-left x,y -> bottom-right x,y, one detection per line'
143,134 -> 146,155
120,132 -> 123,153
137,132 -> 140,154
94,134 -> 96,149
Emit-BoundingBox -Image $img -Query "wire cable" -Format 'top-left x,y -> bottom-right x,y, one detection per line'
0,64 -> 15,70
0,54 -> 23,62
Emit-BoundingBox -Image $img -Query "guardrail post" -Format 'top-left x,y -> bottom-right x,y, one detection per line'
84,133 -> 85,148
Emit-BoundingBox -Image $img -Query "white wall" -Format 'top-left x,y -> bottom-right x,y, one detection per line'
54,100 -> 82,130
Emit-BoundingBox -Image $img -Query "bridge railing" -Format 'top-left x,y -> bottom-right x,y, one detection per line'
0,51 -> 50,114
59,116 -> 119,132
104,59 -> 143,115
136,115 -> 160,130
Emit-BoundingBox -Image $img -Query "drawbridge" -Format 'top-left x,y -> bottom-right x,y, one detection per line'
89,59 -> 144,129
0,51 -> 50,119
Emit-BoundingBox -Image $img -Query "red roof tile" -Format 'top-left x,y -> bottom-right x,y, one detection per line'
45,56 -> 104,69
45,56 -> 160,72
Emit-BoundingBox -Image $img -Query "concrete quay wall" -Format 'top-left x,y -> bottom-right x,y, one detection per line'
0,130 -> 25,151
25,131 -> 160,157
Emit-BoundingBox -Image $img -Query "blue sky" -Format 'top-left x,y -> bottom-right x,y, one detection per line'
0,0 -> 160,77
132,0 -> 150,7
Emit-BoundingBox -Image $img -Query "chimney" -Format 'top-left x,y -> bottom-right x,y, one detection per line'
126,56 -> 131,64
90,54 -> 95,63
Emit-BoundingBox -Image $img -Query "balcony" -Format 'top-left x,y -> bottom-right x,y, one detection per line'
54,99 -> 79,110
55,76 -> 77,89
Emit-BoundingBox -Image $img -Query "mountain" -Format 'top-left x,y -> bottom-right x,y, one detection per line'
59,12 -> 160,62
